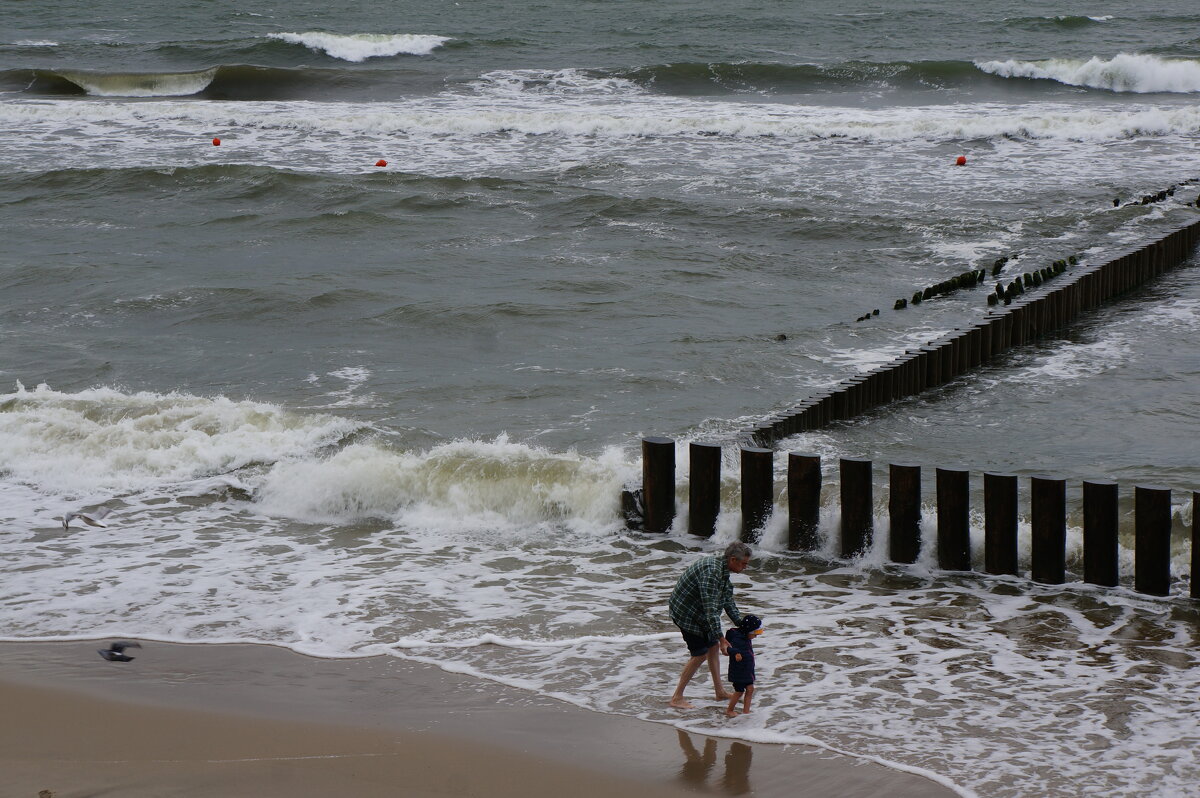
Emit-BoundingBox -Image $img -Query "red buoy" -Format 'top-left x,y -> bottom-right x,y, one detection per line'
212,137 -> 221,146
375,159 -> 388,167
956,155 -> 967,166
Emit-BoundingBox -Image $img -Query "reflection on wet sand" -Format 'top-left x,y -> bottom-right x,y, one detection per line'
677,729 -> 753,795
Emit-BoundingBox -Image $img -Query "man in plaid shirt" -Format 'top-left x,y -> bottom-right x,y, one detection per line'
668,541 -> 752,709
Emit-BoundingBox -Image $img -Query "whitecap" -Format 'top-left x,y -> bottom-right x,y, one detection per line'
268,32 -> 449,62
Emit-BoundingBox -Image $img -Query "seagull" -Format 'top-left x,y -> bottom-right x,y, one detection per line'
62,506 -> 112,530
98,641 -> 141,662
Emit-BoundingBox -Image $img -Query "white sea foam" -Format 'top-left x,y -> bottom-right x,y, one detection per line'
1006,296 -> 1200,385
305,366 -> 379,408
0,382 -> 362,496
267,32 -> 449,61
976,53 -> 1200,94
14,39 -> 59,47
55,67 -> 218,97
471,69 -> 645,97
4,95 -> 1199,164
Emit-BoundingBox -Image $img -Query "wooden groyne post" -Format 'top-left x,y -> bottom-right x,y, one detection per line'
688,442 -> 721,538
936,468 -> 970,571
984,473 -> 1018,576
740,446 -> 774,543
839,457 -> 873,557
1193,491 -> 1199,600
642,436 -> 675,533
1031,476 -> 1067,584
888,463 -> 921,563
1082,480 -> 1119,587
788,453 -> 821,551
1135,485 -> 1172,596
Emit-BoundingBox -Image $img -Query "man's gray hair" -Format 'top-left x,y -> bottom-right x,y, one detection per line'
724,541 -> 752,561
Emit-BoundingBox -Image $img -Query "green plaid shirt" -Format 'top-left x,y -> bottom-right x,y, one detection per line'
669,555 -> 742,641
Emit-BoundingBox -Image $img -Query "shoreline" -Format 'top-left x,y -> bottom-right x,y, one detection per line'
1,638 -> 959,798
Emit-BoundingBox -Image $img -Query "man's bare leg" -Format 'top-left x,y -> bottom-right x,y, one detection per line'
669,653 -> 708,708
707,645 -> 730,700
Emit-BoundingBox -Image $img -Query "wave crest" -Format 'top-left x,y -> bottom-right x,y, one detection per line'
267,32 -> 449,61
975,53 -> 1200,94
253,436 -> 630,530
54,67 -> 218,97
0,383 -> 362,495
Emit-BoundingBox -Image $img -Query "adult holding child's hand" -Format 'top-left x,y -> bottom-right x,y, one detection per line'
667,542 -> 751,709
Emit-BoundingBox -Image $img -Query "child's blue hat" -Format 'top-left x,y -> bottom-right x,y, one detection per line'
738,614 -> 762,633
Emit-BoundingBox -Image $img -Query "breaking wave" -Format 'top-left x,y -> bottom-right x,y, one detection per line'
0,383 -> 631,531
54,67 -> 219,97
0,382 -> 363,496
1002,14 -> 1114,29
976,53 -> 1200,94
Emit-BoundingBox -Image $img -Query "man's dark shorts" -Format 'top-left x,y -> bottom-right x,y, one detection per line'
679,629 -> 716,657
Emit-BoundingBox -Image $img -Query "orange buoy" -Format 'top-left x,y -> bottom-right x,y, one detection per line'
375,159 -> 388,167
956,155 -> 967,166
212,137 -> 221,146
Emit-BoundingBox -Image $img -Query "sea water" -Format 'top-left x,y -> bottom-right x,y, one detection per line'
2,3 -> 1199,795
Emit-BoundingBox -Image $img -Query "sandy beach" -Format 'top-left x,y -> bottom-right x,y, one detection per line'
1,640 -> 958,798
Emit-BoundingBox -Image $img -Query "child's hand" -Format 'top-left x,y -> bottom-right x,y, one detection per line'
735,653 -> 742,661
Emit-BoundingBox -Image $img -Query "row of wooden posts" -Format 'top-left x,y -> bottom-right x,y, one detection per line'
632,438 -> 1199,600
744,217 -> 1200,444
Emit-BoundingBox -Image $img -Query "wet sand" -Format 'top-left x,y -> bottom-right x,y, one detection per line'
0,640 -> 958,798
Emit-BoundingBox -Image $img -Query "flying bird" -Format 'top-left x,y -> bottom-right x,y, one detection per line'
98,641 -> 141,662
62,506 -> 112,530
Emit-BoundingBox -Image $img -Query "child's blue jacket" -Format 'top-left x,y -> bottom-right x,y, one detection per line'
725,627 -> 756,685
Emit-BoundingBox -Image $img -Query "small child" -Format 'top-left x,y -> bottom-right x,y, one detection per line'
725,613 -> 762,717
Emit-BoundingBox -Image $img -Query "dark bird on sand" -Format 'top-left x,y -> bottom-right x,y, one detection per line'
62,507 -> 112,530
98,641 -> 141,662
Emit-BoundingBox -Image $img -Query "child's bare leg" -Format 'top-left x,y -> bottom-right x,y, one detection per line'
707,645 -> 730,699
725,690 -> 744,717
741,684 -> 755,714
